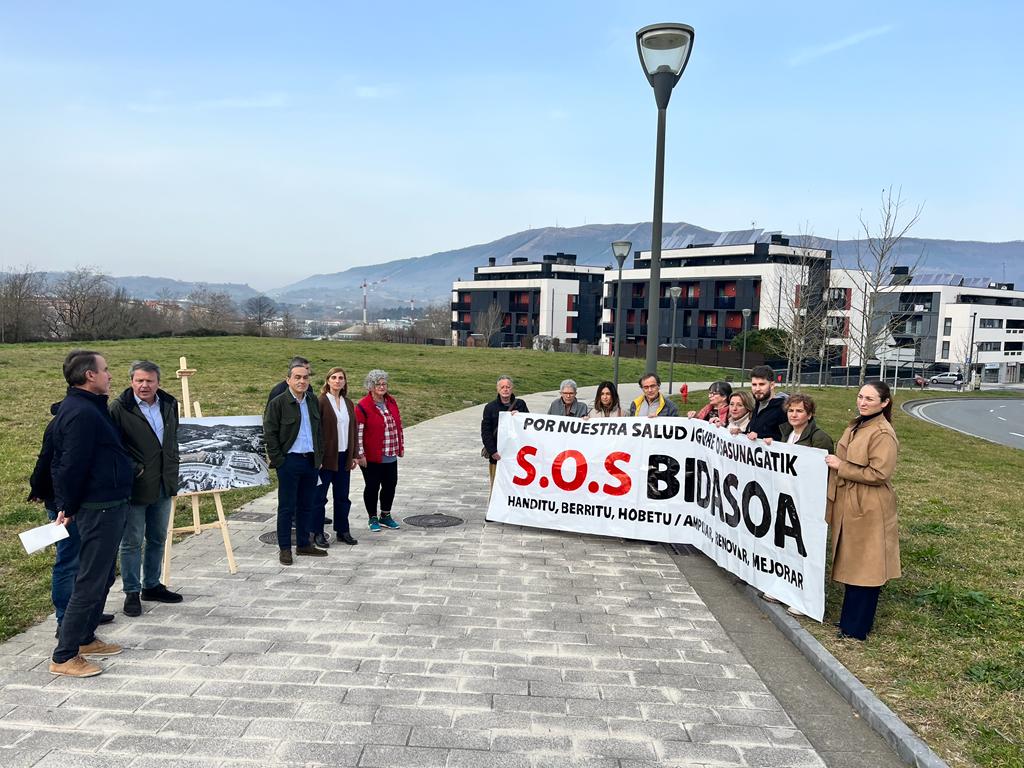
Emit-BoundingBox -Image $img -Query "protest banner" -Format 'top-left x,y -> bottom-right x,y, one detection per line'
487,412 -> 829,620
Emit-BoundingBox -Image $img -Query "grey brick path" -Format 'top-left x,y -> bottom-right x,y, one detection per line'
0,387 -> 825,767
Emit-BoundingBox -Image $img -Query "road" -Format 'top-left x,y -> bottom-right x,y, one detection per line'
906,397 -> 1024,449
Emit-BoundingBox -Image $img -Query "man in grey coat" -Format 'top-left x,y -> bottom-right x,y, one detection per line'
547,379 -> 590,418
109,361 -> 182,617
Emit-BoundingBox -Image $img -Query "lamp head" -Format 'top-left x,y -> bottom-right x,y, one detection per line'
636,23 -> 695,105
611,240 -> 632,269
669,286 -> 682,299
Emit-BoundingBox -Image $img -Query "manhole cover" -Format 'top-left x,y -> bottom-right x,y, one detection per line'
669,543 -> 700,556
404,514 -> 465,528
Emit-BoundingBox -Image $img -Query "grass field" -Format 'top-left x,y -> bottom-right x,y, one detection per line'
1,336 -> 1021,767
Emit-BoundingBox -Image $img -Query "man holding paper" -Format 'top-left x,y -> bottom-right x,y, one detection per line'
49,350 -> 134,678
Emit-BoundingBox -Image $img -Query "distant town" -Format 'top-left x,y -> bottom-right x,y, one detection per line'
178,422 -> 271,493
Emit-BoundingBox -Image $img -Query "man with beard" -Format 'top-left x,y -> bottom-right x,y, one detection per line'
745,365 -> 788,441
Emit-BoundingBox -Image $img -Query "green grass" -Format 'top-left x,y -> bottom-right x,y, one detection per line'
2,338 -> 1022,766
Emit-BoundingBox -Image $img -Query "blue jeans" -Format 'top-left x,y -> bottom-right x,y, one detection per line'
316,450 -> 352,535
119,494 -> 172,593
276,453 -> 317,549
47,507 -> 80,623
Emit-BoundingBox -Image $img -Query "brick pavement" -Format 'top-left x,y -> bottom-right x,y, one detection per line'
0,387 -> 826,767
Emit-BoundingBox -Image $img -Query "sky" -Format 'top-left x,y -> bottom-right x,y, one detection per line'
1,1 -> 1021,290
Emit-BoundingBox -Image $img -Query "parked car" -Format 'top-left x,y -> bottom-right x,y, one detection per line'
930,372 -> 961,385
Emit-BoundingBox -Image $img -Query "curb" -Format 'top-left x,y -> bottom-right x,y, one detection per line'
747,587 -> 950,768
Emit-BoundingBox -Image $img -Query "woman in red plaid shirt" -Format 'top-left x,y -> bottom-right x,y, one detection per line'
354,369 -> 404,531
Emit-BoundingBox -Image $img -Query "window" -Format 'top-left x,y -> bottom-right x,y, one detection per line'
941,341 -> 950,358
977,341 -> 1001,352
1008,319 -> 1024,330
566,294 -> 576,311
979,318 -> 1003,329
943,318 -> 952,336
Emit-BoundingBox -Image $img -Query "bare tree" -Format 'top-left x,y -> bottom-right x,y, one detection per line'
185,287 -> 239,333
0,265 -> 46,342
46,267 -> 115,340
414,304 -> 452,340
243,295 -> 277,337
848,186 -> 925,384
474,301 -> 504,348
277,309 -> 300,338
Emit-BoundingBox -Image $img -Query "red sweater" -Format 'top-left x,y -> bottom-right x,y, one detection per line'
355,394 -> 404,463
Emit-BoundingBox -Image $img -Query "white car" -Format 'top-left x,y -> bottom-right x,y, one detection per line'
929,372 -> 961,385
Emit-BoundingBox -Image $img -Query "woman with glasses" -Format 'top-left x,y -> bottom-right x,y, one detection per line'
687,380 -> 732,425
354,369 -> 404,532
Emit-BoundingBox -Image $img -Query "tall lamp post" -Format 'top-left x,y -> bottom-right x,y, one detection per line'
668,286 -> 682,393
741,308 -> 751,381
611,240 -> 632,391
635,22 -> 695,376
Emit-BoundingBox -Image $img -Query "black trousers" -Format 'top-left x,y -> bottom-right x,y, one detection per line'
838,584 -> 882,640
52,503 -> 128,663
360,460 -> 398,518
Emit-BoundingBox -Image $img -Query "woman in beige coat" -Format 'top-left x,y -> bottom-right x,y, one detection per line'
824,381 -> 900,640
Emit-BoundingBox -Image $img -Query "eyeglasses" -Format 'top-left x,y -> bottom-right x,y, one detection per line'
642,384 -> 659,390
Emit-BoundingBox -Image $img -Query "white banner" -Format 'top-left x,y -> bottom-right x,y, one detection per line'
487,413 -> 829,621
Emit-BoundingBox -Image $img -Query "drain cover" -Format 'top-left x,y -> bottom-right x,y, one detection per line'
404,514 -> 465,528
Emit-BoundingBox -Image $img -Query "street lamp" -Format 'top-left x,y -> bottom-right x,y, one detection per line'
741,308 -> 751,381
611,240 -> 632,391
636,22 -> 695,376
668,286 -> 682,393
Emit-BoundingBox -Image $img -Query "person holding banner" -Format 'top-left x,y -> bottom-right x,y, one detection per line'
726,391 -> 755,434
482,375 -> 528,490
747,365 -> 788,441
355,369 -> 404,531
589,381 -> 623,418
547,380 -> 590,418
767,394 -> 834,452
825,382 -> 900,641
316,367 -> 358,547
629,373 -> 679,418
688,381 -> 731,424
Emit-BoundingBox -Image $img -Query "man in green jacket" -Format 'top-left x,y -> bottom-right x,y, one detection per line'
263,361 -> 325,565
109,360 -> 182,617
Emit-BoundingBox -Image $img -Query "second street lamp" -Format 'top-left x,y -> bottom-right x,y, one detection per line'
611,240 -> 632,391
668,286 -> 682,394
635,22 -> 695,375
741,308 -> 751,381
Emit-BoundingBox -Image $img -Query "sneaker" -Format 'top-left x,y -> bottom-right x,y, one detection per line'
50,655 -> 102,678
295,545 -> 328,557
379,515 -> 400,530
141,584 -> 183,603
368,517 -> 382,532
280,548 -> 293,565
124,592 -> 141,617
79,638 -> 122,657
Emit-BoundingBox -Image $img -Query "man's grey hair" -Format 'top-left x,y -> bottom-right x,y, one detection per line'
559,379 -> 578,392
497,375 -> 514,386
364,369 -> 389,391
288,356 -> 311,377
129,360 -> 161,382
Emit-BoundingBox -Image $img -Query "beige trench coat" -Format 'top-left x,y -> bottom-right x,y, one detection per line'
825,415 -> 901,587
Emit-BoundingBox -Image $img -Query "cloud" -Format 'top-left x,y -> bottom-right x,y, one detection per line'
788,25 -> 894,68
127,91 -> 289,113
354,84 -> 397,100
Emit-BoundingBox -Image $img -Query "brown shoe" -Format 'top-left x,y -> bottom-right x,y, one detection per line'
295,545 -> 328,557
79,638 -> 122,657
279,548 -> 293,565
50,655 -> 102,677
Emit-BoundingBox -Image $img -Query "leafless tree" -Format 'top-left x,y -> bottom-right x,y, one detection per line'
277,309 -> 300,338
474,301 -> 504,348
185,287 -> 239,333
848,186 -> 925,385
46,267 -> 115,340
0,265 -> 46,342
414,304 -> 452,340
243,295 -> 277,337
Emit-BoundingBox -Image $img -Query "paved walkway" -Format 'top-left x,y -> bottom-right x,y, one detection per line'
1,387 -> 843,767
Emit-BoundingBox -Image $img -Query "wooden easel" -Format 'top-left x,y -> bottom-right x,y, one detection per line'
163,356 -> 238,582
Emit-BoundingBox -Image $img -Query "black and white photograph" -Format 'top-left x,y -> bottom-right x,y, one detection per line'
177,416 -> 271,493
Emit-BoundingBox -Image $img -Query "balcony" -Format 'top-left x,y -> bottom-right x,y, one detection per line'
698,327 -> 719,339
509,303 -> 531,312
714,297 -> 736,309
601,322 -> 616,335
451,322 -> 471,331
450,302 -> 471,311
631,297 -> 648,309
724,328 -> 740,340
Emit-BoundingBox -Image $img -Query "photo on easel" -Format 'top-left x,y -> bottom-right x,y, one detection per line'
177,415 -> 271,493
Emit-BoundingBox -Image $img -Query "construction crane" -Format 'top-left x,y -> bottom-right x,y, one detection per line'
361,278 -> 388,325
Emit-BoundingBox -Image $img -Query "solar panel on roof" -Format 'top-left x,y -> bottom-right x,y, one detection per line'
713,228 -> 763,247
962,277 -> 993,287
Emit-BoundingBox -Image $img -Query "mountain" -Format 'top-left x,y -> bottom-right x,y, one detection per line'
39,272 -> 261,303
268,223 -> 1024,308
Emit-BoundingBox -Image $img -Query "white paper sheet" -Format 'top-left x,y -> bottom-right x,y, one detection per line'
19,521 -> 70,554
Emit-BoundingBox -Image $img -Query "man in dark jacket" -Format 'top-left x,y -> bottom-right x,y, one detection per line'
49,349 -> 134,678
264,361 -> 325,565
109,360 -> 182,618
746,365 -> 789,441
481,375 -> 529,491
28,402 -> 114,637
